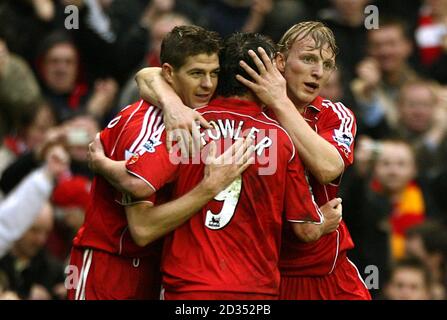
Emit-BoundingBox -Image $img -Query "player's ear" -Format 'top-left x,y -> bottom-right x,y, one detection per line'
275,53 -> 286,73
162,63 -> 175,85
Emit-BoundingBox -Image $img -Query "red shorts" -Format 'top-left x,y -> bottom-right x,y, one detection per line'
279,257 -> 371,300
162,290 -> 278,300
67,247 -> 161,300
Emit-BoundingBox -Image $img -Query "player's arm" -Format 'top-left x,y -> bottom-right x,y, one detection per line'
269,100 -> 343,184
291,198 -> 342,243
135,67 -> 210,152
236,47 -> 344,184
135,67 -> 180,109
125,139 -> 254,246
88,134 -> 154,199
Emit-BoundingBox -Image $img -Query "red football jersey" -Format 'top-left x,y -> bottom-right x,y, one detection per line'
277,96 -> 358,276
73,100 -> 164,258
126,98 -> 323,295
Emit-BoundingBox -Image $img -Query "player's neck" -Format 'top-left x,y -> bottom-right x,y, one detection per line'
228,91 -> 259,104
292,100 -> 307,114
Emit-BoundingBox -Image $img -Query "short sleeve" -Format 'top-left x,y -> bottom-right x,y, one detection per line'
115,190 -> 157,206
284,156 -> 324,224
125,131 -> 178,192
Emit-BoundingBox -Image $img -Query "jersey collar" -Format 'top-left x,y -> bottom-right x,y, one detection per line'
307,96 -> 323,112
208,97 -> 263,115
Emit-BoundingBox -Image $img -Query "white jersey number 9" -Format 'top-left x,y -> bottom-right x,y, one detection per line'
205,177 -> 242,230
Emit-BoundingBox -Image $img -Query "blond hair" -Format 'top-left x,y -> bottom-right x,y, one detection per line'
278,21 -> 338,57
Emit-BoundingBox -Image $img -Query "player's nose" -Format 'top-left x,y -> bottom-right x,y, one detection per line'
201,75 -> 213,89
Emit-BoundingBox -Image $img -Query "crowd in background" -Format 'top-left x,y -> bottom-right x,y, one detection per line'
0,0 -> 447,300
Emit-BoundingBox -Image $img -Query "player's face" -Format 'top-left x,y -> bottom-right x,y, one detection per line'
168,53 -> 220,108
276,36 -> 335,110
386,268 -> 430,300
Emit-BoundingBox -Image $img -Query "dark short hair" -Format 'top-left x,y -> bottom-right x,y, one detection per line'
369,15 -> 411,40
406,221 -> 447,256
389,257 -> 432,287
217,32 -> 277,97
160,25 -> 222,69
38,30 -> 77,59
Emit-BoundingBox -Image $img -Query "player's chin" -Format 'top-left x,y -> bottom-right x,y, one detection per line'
192,98 -> 211,108
298,91 -> 318,105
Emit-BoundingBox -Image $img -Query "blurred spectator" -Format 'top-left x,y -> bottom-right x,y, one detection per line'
0,100 -> 56,177
118,12 -> 192,107
432,169 -> 447,217
0,143 -> 70,257
0,0 -> 64,66
383,257 -> 432,300
319,67 -> 345,102
344,139 -> 441,295
0,202 -> 66,300
0,114 -> 98,194
319,64 -> 360,112
393,79 -> 447,177
405,221 -> 447,299
415,0 -> 447,84
204,0 -> 308,42
64,0 -> 150,84
351,17 -> 418,138
375,0 -> 422,33
36,31 -> 118,123
0,269 -> 19,299
205,0 -> 270,37
415,0 -> 447,67
63,114 -> 100,171
0,38 -> 42,136
319,0 -> 371,82
48,175 -> 91,262
140,0 -> 176,29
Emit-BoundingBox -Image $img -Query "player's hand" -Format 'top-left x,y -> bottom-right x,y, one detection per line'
135,67 -> 211,156
320,198 -> 342,235
87,133 -> 106,173
202,138 -> 255,195
165,107 -> 211,158
236,47 -> 288,110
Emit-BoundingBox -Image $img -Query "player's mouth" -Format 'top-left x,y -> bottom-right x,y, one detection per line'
303,82 -> 320,93
195,93 -> 212,101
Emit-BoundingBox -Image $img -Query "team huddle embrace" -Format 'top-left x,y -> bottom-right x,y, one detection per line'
66,21 -> 371,300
